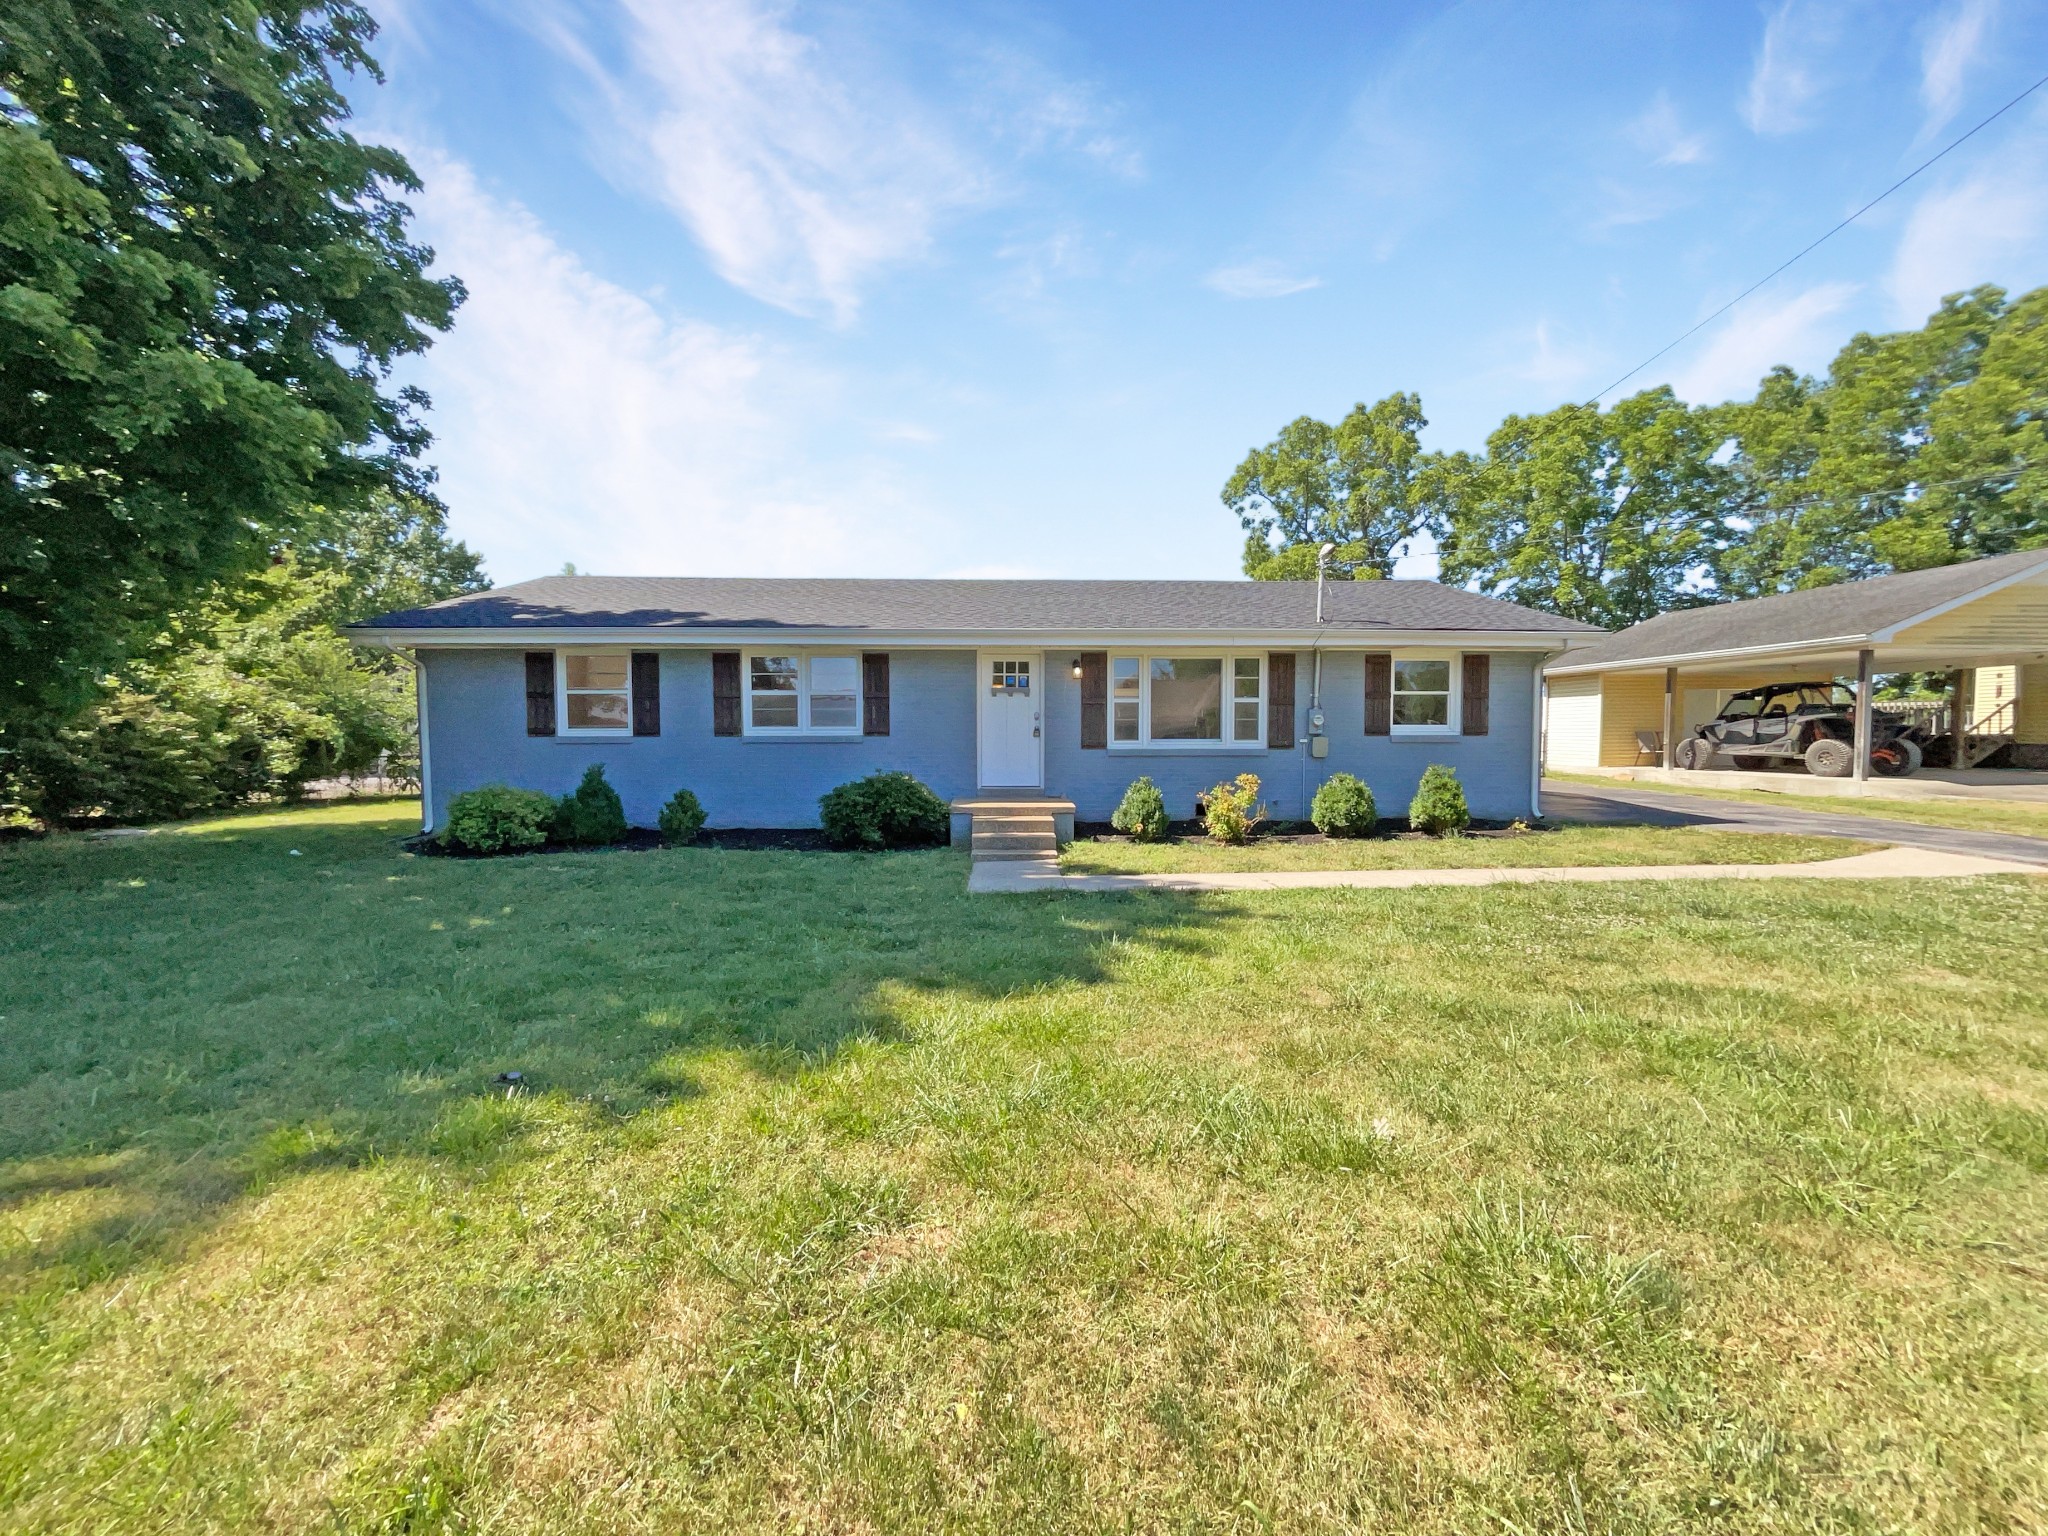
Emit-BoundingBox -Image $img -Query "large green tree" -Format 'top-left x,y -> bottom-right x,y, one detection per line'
4,493 -> 486,823
1434,387 -> 1724,628
0,0 -> 460,735
1225,393 -> 1434,579
1711,285 -> 2048,596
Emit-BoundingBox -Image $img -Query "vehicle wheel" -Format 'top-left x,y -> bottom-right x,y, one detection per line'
1897,737 -> 1923,775
1804,737 -> 1854,777
1870,742 -> 1907,776
1673,736 -> 1707,770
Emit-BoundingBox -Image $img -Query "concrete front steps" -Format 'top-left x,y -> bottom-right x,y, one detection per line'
951,795 -> 1075,862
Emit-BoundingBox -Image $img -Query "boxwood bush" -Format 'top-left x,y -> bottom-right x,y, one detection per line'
1310,772 -> 1377,837
1110,776 -> 1169,841
819,771 -> 949,850
658,787 -> 707,844
1408,763 -> 1470,836
442,785 -> 556,855
553,764 -> 628,847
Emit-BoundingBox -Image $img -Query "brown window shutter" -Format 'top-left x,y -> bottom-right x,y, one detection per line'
1461,653 -> 1490,736
1078,651 -> 1108,749
1267,652 -> 1295,749
711,650 -> 742,737
1362,652 -> 1392,736
862,652 -> 890,736
631,651 -> 661,736
525,651 -> 556,736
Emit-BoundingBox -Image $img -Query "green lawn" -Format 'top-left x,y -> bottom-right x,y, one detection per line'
1060,825 -> 1871,875
1548,770 -> 2048,841
4,800 -> 2047,1533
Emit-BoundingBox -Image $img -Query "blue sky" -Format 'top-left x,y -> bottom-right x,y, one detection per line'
360,0 -> 2048,585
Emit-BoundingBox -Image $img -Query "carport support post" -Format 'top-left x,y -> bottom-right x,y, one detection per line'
1852,648 -> 1874,782
1950,669 -> 1969,767
1661,667 -> 1676,768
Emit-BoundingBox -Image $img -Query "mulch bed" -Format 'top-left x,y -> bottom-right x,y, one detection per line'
406,827 -> 868,858
1071,818 -> 1548,846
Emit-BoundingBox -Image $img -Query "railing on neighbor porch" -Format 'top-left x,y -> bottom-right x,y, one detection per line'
1869,697 -> 2017,768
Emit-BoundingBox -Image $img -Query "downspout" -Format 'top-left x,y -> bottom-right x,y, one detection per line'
396,649 -> 433,835
1531,651 -> 1555,820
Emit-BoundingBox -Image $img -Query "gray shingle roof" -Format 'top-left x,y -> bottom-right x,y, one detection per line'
355,576 -> 1600,636
1550,549 -> 2048,671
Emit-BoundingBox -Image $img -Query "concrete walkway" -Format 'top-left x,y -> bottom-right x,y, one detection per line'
968,845 -> 2040,894
1542,779 -> 2048,868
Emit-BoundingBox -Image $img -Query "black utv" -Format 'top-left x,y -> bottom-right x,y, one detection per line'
1674,681 -> 1922,777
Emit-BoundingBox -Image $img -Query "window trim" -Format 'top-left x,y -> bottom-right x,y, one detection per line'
556,648 -> 634,737
742,647 -> 865,738
1390,651 -> 1462,737
1107,651 -> 1267,750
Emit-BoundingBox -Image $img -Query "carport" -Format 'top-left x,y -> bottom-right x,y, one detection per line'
1543,549 -> 2048,783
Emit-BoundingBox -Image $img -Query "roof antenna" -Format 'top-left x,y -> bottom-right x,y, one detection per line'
1316,543 -> 1336,626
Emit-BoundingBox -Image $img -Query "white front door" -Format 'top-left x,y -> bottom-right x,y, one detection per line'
978,653 -> 1042,788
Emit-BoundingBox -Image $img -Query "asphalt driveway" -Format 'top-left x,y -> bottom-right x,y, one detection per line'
1541,778 -> 2048,869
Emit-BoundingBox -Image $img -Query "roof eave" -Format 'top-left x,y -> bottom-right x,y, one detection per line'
351,624 -> 1600,651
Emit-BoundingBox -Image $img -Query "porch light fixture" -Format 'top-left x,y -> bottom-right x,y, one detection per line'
1071,658 -> 1083,678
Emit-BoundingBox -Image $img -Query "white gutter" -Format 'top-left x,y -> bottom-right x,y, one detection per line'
358,626 -> 1603,652
1544,633 -> 1873,676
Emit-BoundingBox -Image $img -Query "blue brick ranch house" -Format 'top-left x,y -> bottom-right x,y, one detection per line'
352,577 -> 1602,834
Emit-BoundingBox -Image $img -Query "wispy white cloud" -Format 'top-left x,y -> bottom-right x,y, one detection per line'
1919,0 -> 1998,136
519,0 -> 1135,323
403,149 -> 939,580
1628,92 -> 1709,166
1514,321 -> 1597,389
1887,110 -> 2048,322
1203,261 -> 1322,299
1669,281 -> 1859,403
1742,0 -> 1841,135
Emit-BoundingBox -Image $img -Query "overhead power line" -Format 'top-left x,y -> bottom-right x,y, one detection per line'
1587,67 -> 2048,407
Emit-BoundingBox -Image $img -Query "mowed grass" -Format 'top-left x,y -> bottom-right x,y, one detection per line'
3,801 -> 2048,1534
1548,770 -> 2048,841
1060,825 -> 1871,875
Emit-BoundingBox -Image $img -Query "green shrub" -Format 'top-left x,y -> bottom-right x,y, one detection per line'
442,785 -> 557,855
818,771 -> 949,849
1110,777 -> 1170,841
1310,772 -> 1377,837
1201,772 -> 1264,844
553,764 -> 628,847
1408,763 -> 1470,836
657,787 -> 707,844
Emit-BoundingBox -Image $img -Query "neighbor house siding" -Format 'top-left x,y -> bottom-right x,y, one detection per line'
1598,673 -> 1668,766
1040,649 -> 1541,823
1893,574 -> 2048,649
2021,664 -> 2048,746
1542,674 -> 1602,768
418,647 -> 977,829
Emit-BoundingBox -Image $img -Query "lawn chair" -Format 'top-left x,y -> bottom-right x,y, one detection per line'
1634,730 -> 1662,765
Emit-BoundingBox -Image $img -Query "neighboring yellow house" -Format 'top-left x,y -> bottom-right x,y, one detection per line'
1543,549 -> 2048,776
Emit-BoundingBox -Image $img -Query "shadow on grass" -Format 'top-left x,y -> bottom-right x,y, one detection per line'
0,804 -> 1221,1284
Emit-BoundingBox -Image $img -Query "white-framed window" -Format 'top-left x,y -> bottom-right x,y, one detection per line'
560,650 -> 632,734
1392,653 -> 1460,734
745,650 -> 862,736
1109,653 -> 1265,747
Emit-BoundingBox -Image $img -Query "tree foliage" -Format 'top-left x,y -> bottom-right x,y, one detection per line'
1227,394 -> 1435,579
1435,387 -> 1724,628
3,496 -> 485,824
0,0 -> 461,733
1230,285 -> 2048,620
